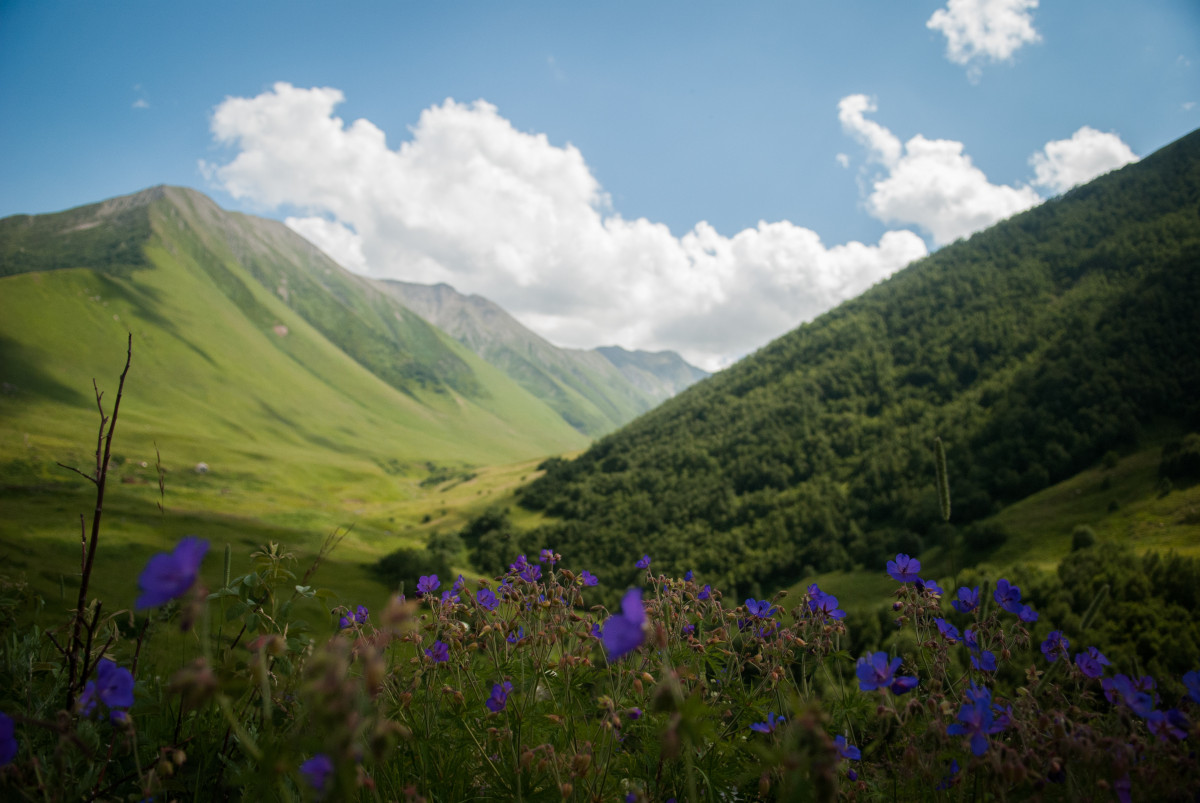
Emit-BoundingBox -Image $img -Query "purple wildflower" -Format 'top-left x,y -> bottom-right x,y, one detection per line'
580,570 -> 599,586
509,554 -> 529,573
971,650 -> 998,673
698,584 -> 711,601
1041,630 -> 1070,663
0,712 -> 16,766
934,618 -> 961,643
354,605 -> 369,623
993,579 -> 1023,615
963,627 -> 980,652
916,578 -> 943,596
416,574 -> 440,595
425,640 -> 450,663
682,623 -> 695,636
338,615 -> 353,629
1075,647 -> 1110,679
441,589 -> 460,604
947,694 -> 996,756
834,734 -> 861,761
1147,709 -> 1187,741
84,659 -> 134,714
856,652 -> 917,693
485,681 -> 514,713
518,564 -> 542,583
601,588 -> 646,660
951,586 -> 980,614
1018,604 -> 1038,623
539,549 -> 557,565
886,553 -> 921,583
684,570 -> 694,582
135,536 -> 208,609
811,593 -> 846,620
476,588 -> 499,611
507,626 -> 525,644
744,598 -> 777,619
1184,670 -> 1200,704
300,753 -> 335,795
628,707 -> 642,720
635,554 -> 651,569
749,712 -> 785,733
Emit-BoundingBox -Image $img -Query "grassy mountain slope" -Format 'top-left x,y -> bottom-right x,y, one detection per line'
513,128 -> 1200,599
376,280 -> 707,436
595,345 -> 710,403
0,186 -> 586,608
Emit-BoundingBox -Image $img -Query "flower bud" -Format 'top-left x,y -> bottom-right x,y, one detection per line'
560,783 -> 573,798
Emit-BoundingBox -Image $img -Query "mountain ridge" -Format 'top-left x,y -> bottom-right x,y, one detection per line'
375,279 -> 708,436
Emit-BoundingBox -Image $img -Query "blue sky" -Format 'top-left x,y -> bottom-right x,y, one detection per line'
2,1 -> 1197,368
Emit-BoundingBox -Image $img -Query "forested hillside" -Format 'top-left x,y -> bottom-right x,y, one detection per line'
503,129 -> 1200,598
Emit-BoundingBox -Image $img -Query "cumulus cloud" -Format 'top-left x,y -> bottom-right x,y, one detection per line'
202,82 -> 926,370
1029,126 -> 1139,194
839,94 -> 1041,245
927,0 -> 1040,78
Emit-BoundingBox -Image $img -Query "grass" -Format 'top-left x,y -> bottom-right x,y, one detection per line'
778,439 -> 1200,613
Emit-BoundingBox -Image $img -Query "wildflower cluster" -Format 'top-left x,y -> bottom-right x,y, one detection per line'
3,532 -> 1199,802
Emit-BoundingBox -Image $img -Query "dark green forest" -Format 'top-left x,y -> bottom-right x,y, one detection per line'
477,129 -> 1200,599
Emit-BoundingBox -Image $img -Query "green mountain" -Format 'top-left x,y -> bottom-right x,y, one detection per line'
510,128 -> 1200,598
375,280 -> 707,436
594,345 -> 710,403
0,186 -> 588,492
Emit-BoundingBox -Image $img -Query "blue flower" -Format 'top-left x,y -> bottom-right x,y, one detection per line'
698,584 -> 711,601
1074,647 -> 1110,678
916,578 -> 943,596
507,626 -> 525,644
834,734 -> 860,761
601,588 -> 646,660
539,548 -> 557,565
947,695 -> 995,756
684,570 -> 694,582
477,588 -> 499,611
80,658 -> 135,717
135,536 -> 208,609
354,605 -> 368,623
0,711 -> 16,766
416,574 -> 440,595
993,578 -> 1023,615
934,618 -> 960,643
1041,631 -> 1070,663
485,681 -> 514,713
580,570 -> 599,586
808,584 -> 846,619
509,554 -> 529,573
1147,709 -> 1187,741
886,554 -> 920,583
300,753 -> 334,795
1018,604 -> 1038,623
856,652 -> 917,693
971,650 -> 998,673
1183,670 -> 1200,704
635,554 -> 651,569
519,564 -> 542,583
744,598 -> 777,619
425,640 -> 450,663
951,586 -> 980,614
750,712 -> 785,733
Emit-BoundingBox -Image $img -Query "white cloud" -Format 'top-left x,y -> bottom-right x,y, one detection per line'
927,0 -> 1040,79
1029,126 -> 1139,195
132,98 -> 150,109
835,153 -> 850,168
839,94 -> 1041,245
202,83 -> 927,370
